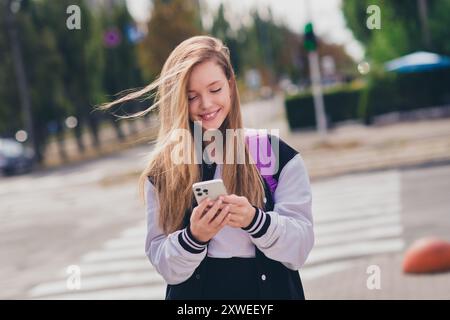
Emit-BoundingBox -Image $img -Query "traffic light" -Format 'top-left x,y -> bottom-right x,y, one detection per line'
304,22 -> 317,52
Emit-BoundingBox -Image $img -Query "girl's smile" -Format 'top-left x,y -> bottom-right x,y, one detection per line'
199,108 -> 222,121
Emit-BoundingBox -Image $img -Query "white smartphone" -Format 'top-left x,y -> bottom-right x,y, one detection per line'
192,179 -> 228,204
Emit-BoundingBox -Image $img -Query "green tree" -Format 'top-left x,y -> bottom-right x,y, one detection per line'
1,0 -> 70,161
1,0 -> 112,161
343,0 -> 450,62
100,3 -> 144,139
42,0 -> 105,151
209,3 -> 242,76
0,5 -> 21,137
137,0 -> 202,81
209,5 -> 354,89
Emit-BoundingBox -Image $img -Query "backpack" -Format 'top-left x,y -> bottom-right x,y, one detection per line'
245,131 -> 278,196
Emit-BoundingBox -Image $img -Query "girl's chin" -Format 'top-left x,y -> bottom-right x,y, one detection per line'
197,117 -> 226,130
201,121 -> 223,130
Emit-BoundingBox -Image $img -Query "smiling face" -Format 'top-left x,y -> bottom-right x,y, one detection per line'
187,60 -> 232,131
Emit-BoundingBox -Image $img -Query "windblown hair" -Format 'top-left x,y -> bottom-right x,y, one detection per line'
99,35 -> 265,234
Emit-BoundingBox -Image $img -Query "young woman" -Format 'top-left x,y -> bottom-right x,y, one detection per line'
101,35 -> 314,300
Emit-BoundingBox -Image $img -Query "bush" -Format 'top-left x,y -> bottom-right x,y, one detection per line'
284,84 -> 364,130
285,68 -> 450,130
359,68 -> 450,124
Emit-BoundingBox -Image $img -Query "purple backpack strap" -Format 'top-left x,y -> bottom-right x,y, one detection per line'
245,131 -> 278,195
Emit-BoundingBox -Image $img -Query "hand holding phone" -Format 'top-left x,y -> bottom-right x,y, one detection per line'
190,180 -> 231,243
192,179 -> 228,204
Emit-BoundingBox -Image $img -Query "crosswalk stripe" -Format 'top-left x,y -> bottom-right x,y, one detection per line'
120,227 -> 146,238
313,198 -> 400,213
82,247 -> 146,263
103,238 -> 145,250
314,213 -> 401,236
315,224 -> 403,247
313,184 -> 398,197
313,205 -> 400,224
306,238 -> 404,265
29,270 -> 164,298
55,259 -> 151,277
300,261 -> 355,281
34,285 -> 166,300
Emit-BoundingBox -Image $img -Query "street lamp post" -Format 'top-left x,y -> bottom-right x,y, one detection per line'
417,0 -> 431,49
304,0 -> 327,137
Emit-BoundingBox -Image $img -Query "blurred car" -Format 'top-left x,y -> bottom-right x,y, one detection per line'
0,138 -> 35,175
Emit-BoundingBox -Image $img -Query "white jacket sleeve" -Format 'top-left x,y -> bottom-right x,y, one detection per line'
243,153 -> 314,270
144,180 -> 207,285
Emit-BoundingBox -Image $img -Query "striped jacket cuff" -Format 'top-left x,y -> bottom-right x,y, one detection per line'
242,206 -> 271,238
178,225 -> 208,254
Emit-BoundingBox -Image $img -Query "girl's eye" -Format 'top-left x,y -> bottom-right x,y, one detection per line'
188,88 -> 221,101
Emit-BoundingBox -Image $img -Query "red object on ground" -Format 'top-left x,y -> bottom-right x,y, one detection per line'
403,237 -> 450,274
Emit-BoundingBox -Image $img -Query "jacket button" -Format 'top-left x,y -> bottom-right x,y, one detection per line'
196,274 -> 201,280
263,197 -> 267,204
261,274 -> 267,281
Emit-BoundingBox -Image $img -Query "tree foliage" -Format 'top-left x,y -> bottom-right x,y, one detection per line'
137,0 -> 202,80
343,0 -> 450,62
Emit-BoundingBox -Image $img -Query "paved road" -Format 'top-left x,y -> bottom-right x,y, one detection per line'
2,152 -> 449,299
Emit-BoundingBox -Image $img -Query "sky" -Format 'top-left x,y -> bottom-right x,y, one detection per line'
126,0 -> 365,61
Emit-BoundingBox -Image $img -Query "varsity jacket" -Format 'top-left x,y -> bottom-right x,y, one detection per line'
145,135 -> 314,299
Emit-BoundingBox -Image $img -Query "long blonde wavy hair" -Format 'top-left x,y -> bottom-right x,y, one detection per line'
99,35 -> 265,234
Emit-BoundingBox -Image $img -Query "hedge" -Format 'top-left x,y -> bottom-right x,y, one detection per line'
284,84 -> 363,129
285,68 -> 450,129
358,68 -> 450,124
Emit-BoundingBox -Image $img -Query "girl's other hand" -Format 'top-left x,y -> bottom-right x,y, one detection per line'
221,194 -> 257,229
189,197 -> 231,243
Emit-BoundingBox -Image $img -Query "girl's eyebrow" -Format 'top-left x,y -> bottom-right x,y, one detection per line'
188,80 -> 222,92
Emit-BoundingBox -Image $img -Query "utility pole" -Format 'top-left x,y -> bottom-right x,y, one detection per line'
4,0 -> 37,160
304,0 -> 327,136
417,0 -> 431,49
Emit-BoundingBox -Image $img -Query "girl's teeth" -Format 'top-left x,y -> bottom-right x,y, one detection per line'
202,110 -> 218,120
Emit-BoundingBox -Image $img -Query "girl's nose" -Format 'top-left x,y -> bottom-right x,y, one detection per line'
199,95 -> 214,110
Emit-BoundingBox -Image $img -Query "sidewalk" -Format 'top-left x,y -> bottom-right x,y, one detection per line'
290,119 -> 450,181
